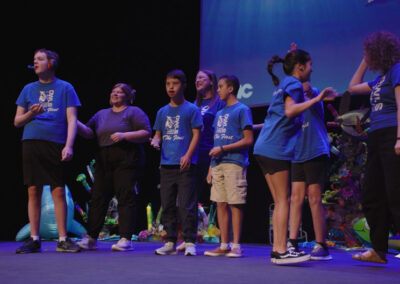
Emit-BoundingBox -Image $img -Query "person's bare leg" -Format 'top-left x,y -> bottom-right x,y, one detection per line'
308,184 -> 325,243
217,202 -> 229,244
51,186 -> 67,238
230,204 -> 243,245
28,186 -> 43,237
289,182 -> 306,240
265,170 -> 290,253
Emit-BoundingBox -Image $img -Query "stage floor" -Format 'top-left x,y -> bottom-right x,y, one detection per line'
1,241 -> 399,283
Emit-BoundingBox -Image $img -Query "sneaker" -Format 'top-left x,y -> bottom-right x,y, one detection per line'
16,237 -> 41,254
204,247 -> 231,257
287,240 -> 307,256
310,243 -> 332,260
352,249 -> 387,264
77,236 -> 98,250
112,238 -> 133,251
57,238 -> 81,253
270,250 -> 310,265
226,247 -> 243,258
155,242 -> 176,255
176,242 -> 186,252
184,242 -> 196,256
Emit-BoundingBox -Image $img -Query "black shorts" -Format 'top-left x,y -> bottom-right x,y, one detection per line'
291,154 -> 328,186
22,140 -> 66,187
255,155 -> 291,175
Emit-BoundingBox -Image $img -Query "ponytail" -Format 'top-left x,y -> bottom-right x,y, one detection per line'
267,56 -> 284,86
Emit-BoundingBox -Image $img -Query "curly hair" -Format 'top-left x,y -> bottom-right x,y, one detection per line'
364,31 -> 400,74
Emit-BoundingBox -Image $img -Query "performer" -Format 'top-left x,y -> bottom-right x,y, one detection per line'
151,70 -> 203,256
253,48 -> 335,264
14,48 -> 81,253
288,80 -> 332,261
203,75 -> 253,258
348,30 -> 400,264
176,69 -> 225,253
77,83 -> 151,251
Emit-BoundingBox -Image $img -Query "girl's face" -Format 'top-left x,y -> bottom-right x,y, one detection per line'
110,87 -> 127,106
299,60 -> 313,82
217,79 -> 232,101
195,71 -> 212,92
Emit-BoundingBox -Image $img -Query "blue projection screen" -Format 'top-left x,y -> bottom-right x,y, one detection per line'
200,0 -> 400,106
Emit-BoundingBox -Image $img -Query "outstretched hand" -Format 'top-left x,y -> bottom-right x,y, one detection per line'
317,87 -> 338,102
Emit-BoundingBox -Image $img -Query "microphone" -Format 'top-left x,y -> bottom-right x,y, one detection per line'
27,65 -> 34,69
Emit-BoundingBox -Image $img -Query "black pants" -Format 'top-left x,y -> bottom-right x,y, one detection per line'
160,165 -> 197,243
362,126 -> 400,252
88,144 -> 140,240
194,161 -> 212,207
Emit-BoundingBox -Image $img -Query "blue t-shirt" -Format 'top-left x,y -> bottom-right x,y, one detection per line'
153,101 -> 203,165
16,79 -> 81,144
253,76 -> 304,160
293,88 -> 330,163
368,62 -> 400,132
194,97 -> 226,163
211,102 -> 253,168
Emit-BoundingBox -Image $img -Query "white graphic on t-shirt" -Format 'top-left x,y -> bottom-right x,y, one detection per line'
214,114 -> 233,140
39,90 -> 58,112
164,115 -> 184,141
371,76 -> 385,112
201,105 -> 209,115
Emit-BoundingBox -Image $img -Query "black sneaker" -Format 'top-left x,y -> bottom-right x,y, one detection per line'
16,237 -> 41,254
57,238 -> 81,253
287,240 -> 307,256
271,250 -> 310,265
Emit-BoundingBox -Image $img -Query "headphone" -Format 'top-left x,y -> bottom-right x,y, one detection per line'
48,58 -> 58,70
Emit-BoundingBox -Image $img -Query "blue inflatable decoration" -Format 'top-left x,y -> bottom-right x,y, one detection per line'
15,185 -> 87,241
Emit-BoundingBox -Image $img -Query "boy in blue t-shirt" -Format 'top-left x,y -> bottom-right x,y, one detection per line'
151,69 -> 203,256
203,75 -> 253,258
14,49 -> 81,254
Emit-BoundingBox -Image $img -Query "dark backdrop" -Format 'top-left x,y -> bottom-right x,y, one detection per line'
2,3 -> 370,243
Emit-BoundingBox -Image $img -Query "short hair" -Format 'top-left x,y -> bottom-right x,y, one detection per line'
364,31 -> 400,74
166,69 -> 187,85
34,48 -> 59,70
219,75 -> 240,96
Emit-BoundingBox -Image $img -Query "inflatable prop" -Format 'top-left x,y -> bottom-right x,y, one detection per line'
15,185 -> 87,241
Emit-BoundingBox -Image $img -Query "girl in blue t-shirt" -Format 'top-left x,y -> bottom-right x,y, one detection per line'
253,48 -> 335,265
348,31 -> 400,264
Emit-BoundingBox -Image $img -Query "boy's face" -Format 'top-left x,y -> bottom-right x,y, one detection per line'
33,51 -> 51,75
217,79 -> 233,101
166,77 -> 184,99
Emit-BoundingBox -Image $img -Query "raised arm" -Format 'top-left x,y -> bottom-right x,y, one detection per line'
348,58 -> 372,95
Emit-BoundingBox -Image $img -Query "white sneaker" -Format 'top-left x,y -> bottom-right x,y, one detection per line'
111,238 -> 133,251
77,236 -> 98,250
155,242 -> 176,255
176,242 -> 186,252
184,242 -> 196,256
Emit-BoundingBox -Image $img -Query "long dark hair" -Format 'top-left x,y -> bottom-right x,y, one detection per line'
267,49 -> 311,86
195,69 -> 218,108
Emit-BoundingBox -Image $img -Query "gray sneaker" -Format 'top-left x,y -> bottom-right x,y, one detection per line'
155,242 -> 176,255
57,238 -> 81,253
287,240 -> 306,256
111,238 -> 133,251
77,236 -> 98,250
310,243 -> 332,260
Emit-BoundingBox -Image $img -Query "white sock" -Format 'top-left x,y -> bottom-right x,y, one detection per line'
31,235 -> 39,241
59,236 -> 67,242
220,243 -> 229,250
231,243 -> 241,250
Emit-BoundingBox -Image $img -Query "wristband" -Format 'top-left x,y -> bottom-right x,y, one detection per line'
220,146 -> 225,153
397,137 -> 400,140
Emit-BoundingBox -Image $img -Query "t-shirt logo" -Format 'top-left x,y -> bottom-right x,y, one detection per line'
371,76 -> 385,112
165,115 -> 180,135
216,114 -> 229,133
201,105 -> 210,115
39,90 -> 54,111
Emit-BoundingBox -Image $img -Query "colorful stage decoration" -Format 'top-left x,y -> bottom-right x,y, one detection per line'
15,185 -> 87,241
138,202 -> 220,243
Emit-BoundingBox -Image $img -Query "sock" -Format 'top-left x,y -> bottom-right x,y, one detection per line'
31,235 -> 39,241
220,243 -> 229,250
59,236 -> 67,242
231,243 -> 241,250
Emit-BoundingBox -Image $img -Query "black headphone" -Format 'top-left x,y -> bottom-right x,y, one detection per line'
48,57 -> 58,70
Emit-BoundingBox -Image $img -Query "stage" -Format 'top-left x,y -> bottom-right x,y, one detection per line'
1,241 -> 398,283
